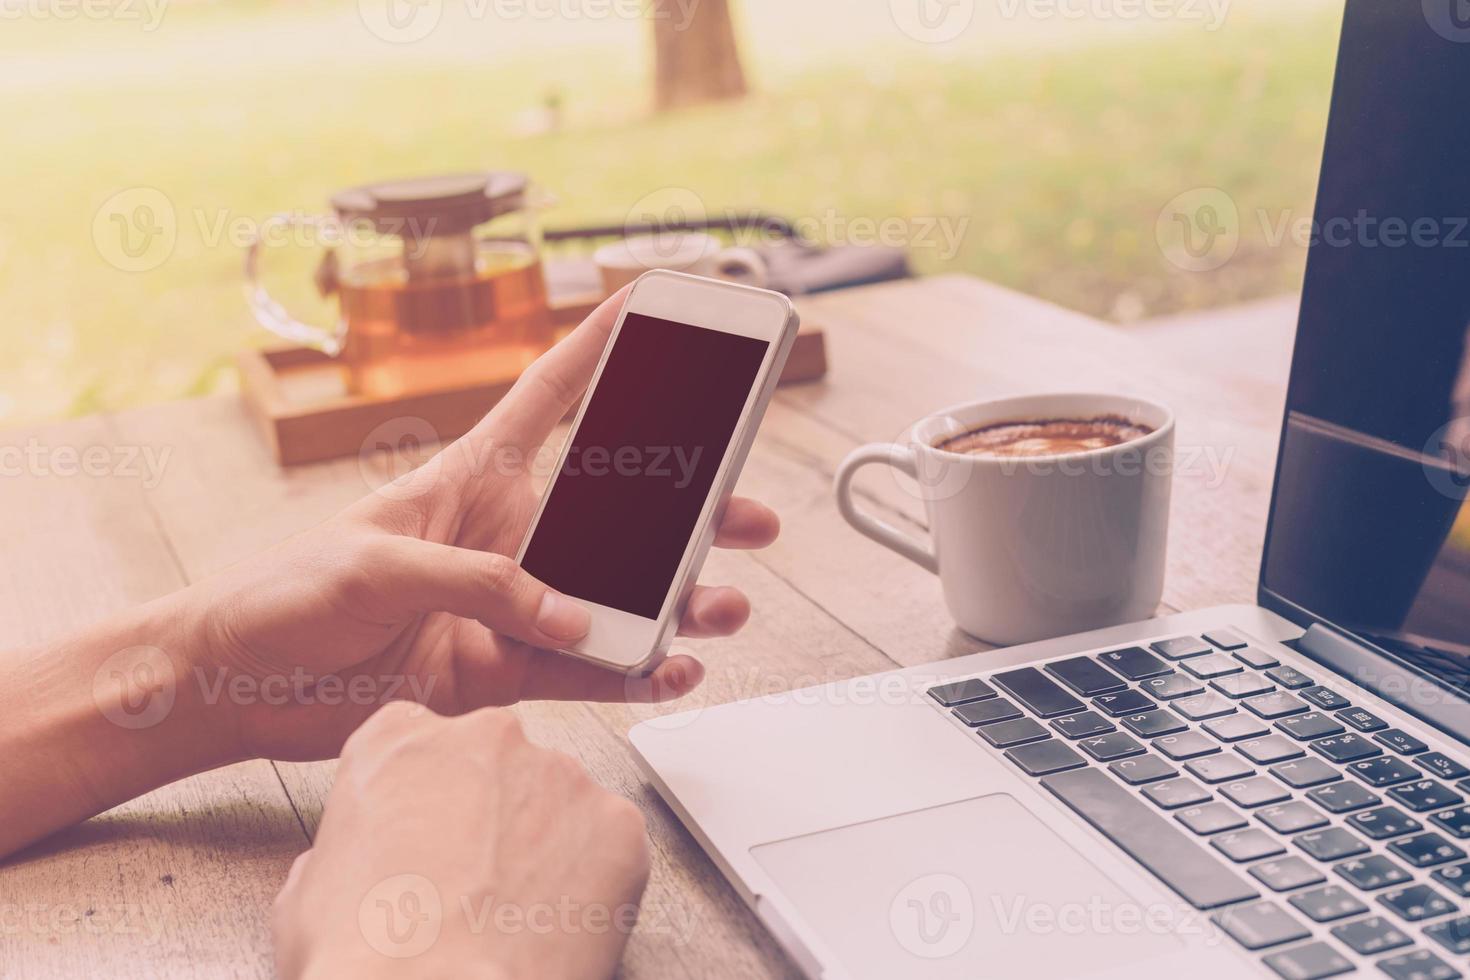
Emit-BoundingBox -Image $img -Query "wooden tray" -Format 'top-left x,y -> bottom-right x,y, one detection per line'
238,287 -> 827,466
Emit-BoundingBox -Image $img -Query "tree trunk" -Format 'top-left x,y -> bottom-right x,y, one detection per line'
651,0 -> 747,112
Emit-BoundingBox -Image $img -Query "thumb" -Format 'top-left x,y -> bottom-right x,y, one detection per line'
373,536 -> 592,648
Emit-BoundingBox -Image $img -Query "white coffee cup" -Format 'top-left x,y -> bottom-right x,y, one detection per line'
834,393 -> 1175,645
594,232 -> 768,295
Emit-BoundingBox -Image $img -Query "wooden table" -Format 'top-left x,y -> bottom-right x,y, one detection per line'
0,275 -> 1291,977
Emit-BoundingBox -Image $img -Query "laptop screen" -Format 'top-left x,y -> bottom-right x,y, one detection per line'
1261,1 -> 1470,695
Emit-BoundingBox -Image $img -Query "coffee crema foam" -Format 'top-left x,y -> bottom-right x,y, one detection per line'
935,415 -> 1154,458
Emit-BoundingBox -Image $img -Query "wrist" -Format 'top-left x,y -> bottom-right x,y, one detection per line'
0,587 -> 244,855
296,942 -> 512,980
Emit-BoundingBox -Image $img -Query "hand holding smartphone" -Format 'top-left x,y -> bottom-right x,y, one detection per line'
516,271 -> 799,673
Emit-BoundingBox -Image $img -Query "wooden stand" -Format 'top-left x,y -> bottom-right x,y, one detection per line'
238,287 -> 827,466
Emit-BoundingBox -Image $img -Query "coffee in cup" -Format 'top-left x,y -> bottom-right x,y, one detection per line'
934,416 -> 1155,459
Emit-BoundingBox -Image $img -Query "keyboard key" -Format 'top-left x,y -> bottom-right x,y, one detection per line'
1177,801 -> 1247,835
1212,900 -> 1309,949
1238,735 -> 1305,765
1042,767 -> 1260,909
1181,654 -> 1244,679
928,677 -> 995,706
1050,710 -> 1115,739
1141,673 -> 1204,700
1425,916 -> 1470,955
1151,636 -> 1213,660
1432,806 -> 1470,839
1205,628 -> 1251,651
1235,648 -> 1281,670
1417,752 -> 1470,781
992,668 -> 1085,719
1205,714 -> 1270,742
1298,686 -> 1351,711
1222,777 -> 1292,809
1093,689 -> 1155,717
1335,854 -> 1413,890
1143,778 -> 1212,810
1078,732 -> 1145,762
1389,832 -> 1466,868
1261,941 -> 1353,980
1045,656 -> 1128,697
1156,731 -> 1221,760
1312,732 -> 1382,764
978,717 -> 1050,748
1349,757 -> 1421,787
1172,692 -> 1238,721
1250,856 -> 1325,892
1276,712 -> 1345,741
1267,665 -> 1315,690
1330,914 -> 1412,955
1377,949 -> 1461,980
1376,728 -> 1429,756
1259,801 -> 1329,835
1287,885 -> 1366,923
1213,828 -> 1286,863
1336,706 -> 1389,732
1269,758 -> 1342,790
1005,739 -> 1088,776
1187,754 -> 1255,784
1109,755 -> 1177,785
1211,674 -> 1276,700
1433,863 -> 1470,901
1097,646 -> 1172,681
1389,780 -> 1462,813
1120,710 -> 1188,738
953,698 -> 1022,727
1307,781 -> 1380,814
1349,806 -> 1423,840
1294,827 -> 1369,862
1245,692 -> 1310,719
1379,883 -> 1457,922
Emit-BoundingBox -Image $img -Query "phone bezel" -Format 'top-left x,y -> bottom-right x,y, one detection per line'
515,269 -> 798,673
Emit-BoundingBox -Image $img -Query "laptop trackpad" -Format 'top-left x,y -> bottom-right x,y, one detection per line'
750,793 -> 1183,980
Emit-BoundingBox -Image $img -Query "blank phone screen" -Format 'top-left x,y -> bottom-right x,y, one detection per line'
521,312 -> 770,619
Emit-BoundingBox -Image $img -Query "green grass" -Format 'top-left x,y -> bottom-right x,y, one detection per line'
0,3 -> 1341,424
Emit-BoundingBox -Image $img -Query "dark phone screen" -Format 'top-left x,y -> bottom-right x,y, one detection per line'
521,313 -> 769,619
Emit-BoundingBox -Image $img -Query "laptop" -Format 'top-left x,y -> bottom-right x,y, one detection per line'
631,4 -> 1470,978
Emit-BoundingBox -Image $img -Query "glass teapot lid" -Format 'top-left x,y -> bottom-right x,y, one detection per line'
326,171 -> 531,283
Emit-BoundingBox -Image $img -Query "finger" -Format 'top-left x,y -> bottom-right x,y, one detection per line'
484,285 -> 633,452
675,585 -> 751,638
374,536 -> 592,649
713,497 -> 781,550
518,651 -> 706,703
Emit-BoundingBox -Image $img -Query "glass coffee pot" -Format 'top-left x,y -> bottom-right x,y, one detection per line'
245,172 -> 554,398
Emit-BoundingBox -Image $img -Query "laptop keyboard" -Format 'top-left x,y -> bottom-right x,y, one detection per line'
928,629 -> 1470,979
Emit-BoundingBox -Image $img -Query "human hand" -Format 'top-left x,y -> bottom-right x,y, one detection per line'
272,703 -> 651,980
195,286 -> 780,760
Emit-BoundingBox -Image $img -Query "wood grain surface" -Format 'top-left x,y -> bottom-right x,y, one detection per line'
0,276 -> 1291,977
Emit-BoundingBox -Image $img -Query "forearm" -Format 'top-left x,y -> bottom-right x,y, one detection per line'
0,589 -> 243,858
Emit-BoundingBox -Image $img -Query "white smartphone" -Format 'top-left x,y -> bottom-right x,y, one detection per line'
515,270 -> 800,673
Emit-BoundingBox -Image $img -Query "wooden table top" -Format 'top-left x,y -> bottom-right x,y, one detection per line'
0,274 -> 1290,977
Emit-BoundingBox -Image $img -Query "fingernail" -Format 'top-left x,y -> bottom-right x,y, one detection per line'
537,591 -> 592,641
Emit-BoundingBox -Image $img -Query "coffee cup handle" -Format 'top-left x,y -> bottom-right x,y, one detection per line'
833,444 -> 939,574
712,246 -> 768,288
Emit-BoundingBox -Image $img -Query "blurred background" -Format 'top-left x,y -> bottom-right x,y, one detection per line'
1,0 -> 1341,425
